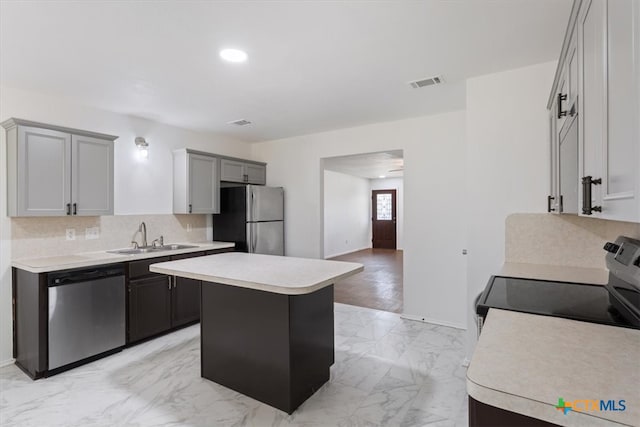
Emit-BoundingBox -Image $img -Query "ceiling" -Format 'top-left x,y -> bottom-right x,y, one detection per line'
0,1 -> 572,143
324,151 -> 404,179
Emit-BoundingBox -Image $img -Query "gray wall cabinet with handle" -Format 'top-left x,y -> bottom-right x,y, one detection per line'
173,149 -> 220,214
547,0 -> 639,222
220,158 -> 266,185
1,118 -> 116,217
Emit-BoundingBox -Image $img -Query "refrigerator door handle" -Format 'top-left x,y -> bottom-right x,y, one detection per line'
252,224 -> 257,253
247,223 -> 257,253
250,188 -> 255,222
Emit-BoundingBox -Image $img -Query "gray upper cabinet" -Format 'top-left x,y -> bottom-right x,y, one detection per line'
549,24 -> 578,214
220,158 -> 245,182
1,118 -> 116,217
220,158 -> 266,185
548,0 -> 639,222
559,113 -> 579,214
549,101 -> 560,213
599,0 -> 639,221
578,0 -> 607,218
245,163 -> 267,185
72,135 -> 114,216
173,149 -> 220,214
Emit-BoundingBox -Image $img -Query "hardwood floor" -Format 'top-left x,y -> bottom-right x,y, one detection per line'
330,248 -> 403,313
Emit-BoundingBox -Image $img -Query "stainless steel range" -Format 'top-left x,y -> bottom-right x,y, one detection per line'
603,236 -> 640,328
476,235 -> 640,335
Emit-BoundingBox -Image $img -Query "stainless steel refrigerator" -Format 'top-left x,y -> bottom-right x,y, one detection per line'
212,185 -> 284,255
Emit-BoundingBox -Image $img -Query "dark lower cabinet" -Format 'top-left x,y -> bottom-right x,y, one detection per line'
171,277 -> 200,327
12,268 -> 48,379
128,275 -> 199,343
126,248 -> 235,344
468,396 -> 560,427
128,275 -> 172,343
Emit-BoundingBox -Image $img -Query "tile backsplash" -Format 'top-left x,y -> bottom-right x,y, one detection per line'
11,214 -> 207,260
506,213 -> 640,269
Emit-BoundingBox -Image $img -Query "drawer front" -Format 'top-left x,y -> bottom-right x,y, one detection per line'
128,256 -> 171,279
170,251 -> 205,261
205,248 -> 235,256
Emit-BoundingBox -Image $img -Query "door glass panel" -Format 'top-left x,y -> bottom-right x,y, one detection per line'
376,194 -> 392,220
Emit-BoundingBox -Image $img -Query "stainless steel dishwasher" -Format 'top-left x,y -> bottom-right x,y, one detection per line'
48,265 -> 126,370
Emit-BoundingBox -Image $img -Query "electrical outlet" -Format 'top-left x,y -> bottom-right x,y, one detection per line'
85,227 -> 100,240
66,228 -> 76,241
187,223 -> 192,232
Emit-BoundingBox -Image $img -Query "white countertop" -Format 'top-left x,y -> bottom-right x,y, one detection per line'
11,241 -> 235,273
467,309 -> 640,426
149,252 -> 364,295
500,262 -> 609,285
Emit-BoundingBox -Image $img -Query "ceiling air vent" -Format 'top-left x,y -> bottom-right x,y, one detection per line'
228,119 -> 252,126
409,75 -> 443,89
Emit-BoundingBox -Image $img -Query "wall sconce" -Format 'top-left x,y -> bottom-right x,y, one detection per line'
135,137 -> 149,160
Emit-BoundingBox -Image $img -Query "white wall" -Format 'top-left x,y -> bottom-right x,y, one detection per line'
323,170 -> 371,258
370,177 -> 404,250
253,111 -> 468,329
0,86 -> 252,365
464,61 -> 556,358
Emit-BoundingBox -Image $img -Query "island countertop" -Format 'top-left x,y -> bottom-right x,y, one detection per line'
149,252 -> 364,295
467,309 -> 640,426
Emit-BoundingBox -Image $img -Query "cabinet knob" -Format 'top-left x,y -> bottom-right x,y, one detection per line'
66,203 -> 71,215
547,195 -> 556,212
188,204 -> 192,214
72,203 -> 77,215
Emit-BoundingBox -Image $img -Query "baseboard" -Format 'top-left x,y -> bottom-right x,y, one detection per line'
325,246 -> 371,259
0,358 -> 15,368
400,313 -> 467,330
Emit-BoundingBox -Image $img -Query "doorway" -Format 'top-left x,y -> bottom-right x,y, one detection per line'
372,189 -> 397,249
321,150 -> 404,313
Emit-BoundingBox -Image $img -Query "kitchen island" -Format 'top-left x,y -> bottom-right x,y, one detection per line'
149,252 -> 363,414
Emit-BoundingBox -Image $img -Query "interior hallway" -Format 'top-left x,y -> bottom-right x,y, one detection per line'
331,248 -> 403,313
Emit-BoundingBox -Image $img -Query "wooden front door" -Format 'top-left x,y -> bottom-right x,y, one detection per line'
372,189 -> 397,249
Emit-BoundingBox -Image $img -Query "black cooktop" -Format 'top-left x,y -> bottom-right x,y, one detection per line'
476,276 -> 634,328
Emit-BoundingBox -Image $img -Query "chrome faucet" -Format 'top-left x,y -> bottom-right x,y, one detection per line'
139,222 -> 147,247
151,235 -> 164,248
131,221 -> 148,248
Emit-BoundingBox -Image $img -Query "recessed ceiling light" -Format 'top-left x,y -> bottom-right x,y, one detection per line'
220,48 -> 248,63
379,175 -> 386,179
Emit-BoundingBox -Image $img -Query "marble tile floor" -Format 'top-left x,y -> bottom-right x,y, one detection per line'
0,303 -> 469,427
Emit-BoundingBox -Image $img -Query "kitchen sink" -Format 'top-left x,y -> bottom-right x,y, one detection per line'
107,244 -> 199,255
108,248 -> 152,255
158,244 -> 199,250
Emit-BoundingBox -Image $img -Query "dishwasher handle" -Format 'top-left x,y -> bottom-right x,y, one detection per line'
48,266 -> 125,287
